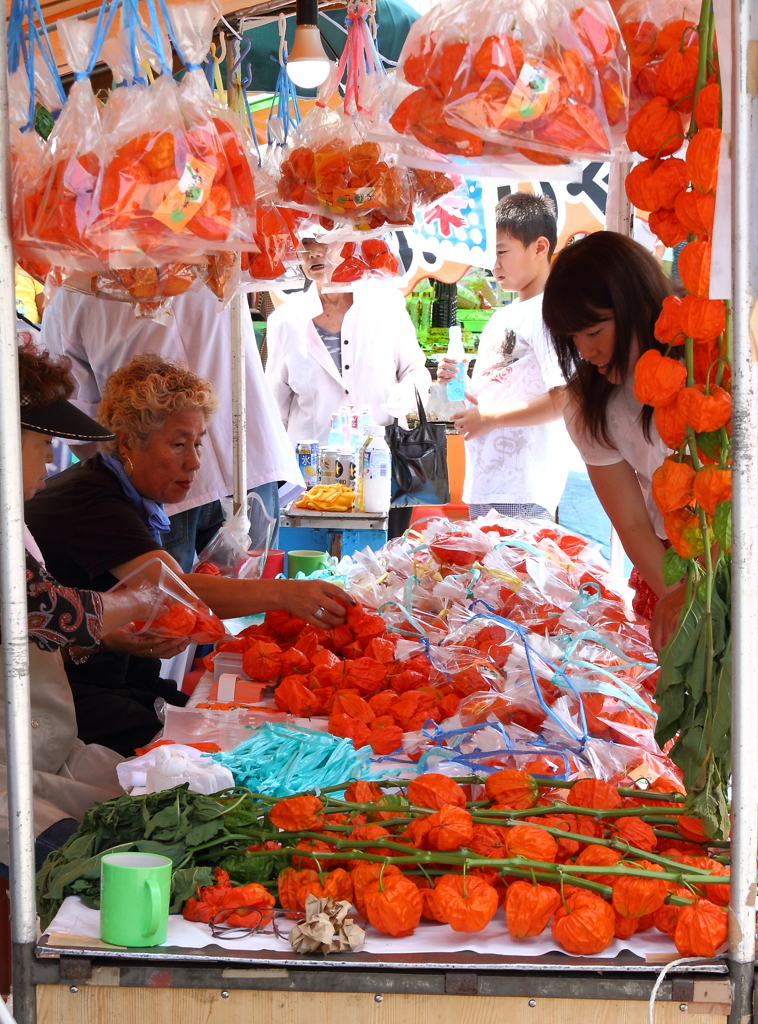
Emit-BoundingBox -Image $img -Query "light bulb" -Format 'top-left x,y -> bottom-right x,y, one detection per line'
286,25 -> 331,89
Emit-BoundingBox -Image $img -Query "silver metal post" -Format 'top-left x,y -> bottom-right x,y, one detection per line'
230,294 -> 248,512
0,10 -> 38,1023
729,0 -> 758,1018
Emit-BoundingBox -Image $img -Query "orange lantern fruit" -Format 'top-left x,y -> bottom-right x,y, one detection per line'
406,773 -> 467,810
551,891 -> 615,954
679,296 -> 726,342
625,158 -> 687,212
626,97 -> 684,159
685,128 -> 722,193
575,845 -> 623,886
269,795 -> 324,832
615,816 -> 658,853
664,509 -> 708,558
364,874 -> 423,937
655,46 -> 699,109
505,880 -> 561,938
677,383 -> 731,433
484,768 -> 539,810
674,898 -> 728,956
612,861 -> 668,917
505,823 -> 559,863
431,874 -> 499,932
694,82 -> 721,130
655,396 -> 688,448
425,804 -> 475,852
674,189 -> 716,238
633,349 -> 687,407
692,465 -> 732,515
651,457 -> 696,514
648,207 -> 688,247
569,778 -> 623,810
678,241 -> 713,299
654,295 -> 685,344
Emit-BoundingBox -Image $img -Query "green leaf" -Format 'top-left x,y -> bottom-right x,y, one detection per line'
170,866 -> 214,914
662,547 -> 688,586
694,429 -> 722,461
184,818 -> 225,848
713,500 -> 732,551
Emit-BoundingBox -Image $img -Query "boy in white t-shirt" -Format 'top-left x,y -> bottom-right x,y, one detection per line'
439,193 -> 570,519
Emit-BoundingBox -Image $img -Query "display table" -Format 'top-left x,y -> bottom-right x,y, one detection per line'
280,503 -> 389,560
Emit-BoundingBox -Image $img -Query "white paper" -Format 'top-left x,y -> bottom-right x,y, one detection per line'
46,895 -> 685,962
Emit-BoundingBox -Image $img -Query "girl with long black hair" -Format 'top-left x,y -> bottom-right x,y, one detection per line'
542,231 -> 684,648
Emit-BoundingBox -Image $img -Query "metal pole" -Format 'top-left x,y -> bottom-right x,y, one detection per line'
728,0 -> 758,1017
226,31 -> 248,514
230,294 -> 248,512
0,12 -> 38,1024
605,158 -> 633,579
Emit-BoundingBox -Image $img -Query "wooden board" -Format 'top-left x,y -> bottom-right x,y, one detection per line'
37,986 -> 729,1024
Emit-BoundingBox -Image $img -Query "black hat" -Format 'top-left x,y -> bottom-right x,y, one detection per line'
20,398 -> 116,442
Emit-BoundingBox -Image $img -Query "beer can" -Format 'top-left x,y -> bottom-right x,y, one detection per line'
334,448 -> 354,488
318,447 -> 338,485
296,440 -> 319,489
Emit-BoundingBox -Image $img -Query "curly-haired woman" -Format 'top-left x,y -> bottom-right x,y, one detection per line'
26,352 -> 352,755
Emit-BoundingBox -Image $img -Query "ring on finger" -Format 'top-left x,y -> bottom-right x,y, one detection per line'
315,606 -> 326,620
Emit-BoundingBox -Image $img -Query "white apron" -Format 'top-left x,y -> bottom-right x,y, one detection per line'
0,643 -> 123,863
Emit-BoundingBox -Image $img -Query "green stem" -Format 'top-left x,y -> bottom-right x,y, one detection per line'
689,0 -> 713,135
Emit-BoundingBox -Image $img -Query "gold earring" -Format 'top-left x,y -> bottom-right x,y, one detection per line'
124,456 -> 134,479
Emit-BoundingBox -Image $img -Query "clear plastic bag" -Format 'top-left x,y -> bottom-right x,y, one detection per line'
193,492 -> 275,580
381,0 -> 630,165
111,556 -> 227,643
28,14 -> 107,273
90,0 -> 258,264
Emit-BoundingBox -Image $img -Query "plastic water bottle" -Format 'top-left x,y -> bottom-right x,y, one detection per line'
445,325 -> 467,402
340,406 -> 353,447
357,424 -> 392,514
327,412 -> 345,449
358,405 -> 373,433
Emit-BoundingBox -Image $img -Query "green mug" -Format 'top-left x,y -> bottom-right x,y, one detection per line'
287,549 -> 329,578
100,852 -> 172,947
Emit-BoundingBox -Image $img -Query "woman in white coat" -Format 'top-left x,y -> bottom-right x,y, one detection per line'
265,239 -> 431,534
265,239 -> 431,441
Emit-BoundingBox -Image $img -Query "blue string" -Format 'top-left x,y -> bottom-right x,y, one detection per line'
267,53 -> 301,147
30,0 -> 66,106
465,605 -> 589,747
154,0 -> 199,70
140,0 -> 172,76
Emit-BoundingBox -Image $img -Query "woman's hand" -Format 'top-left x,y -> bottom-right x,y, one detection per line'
271,580 -> 355,628
649,585 -> 687,652
103,630 -> 191,659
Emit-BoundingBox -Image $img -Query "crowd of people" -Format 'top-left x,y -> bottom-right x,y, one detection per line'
5,193 -> 685,871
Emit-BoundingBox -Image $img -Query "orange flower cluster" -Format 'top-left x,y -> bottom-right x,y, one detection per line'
388,2 -> 628,165
263,770 -> 728,955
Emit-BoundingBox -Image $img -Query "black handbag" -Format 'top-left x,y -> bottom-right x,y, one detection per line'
385,389 -> 451,507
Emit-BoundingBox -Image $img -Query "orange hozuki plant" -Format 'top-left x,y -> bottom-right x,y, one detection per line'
625,0 -> 731,839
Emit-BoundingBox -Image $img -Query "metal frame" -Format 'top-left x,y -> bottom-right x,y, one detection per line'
727,0 -> 758,1018
0,2 -> 756,1022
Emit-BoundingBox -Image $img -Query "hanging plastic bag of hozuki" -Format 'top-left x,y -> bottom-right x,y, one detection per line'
613,0 -> 704,113
276,4 -> 418,230
9,63 -> 51,283
320,237 -> 402,288
25,12 -> 110,272
90,0 -> 256,263
384,0 -> 630,166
